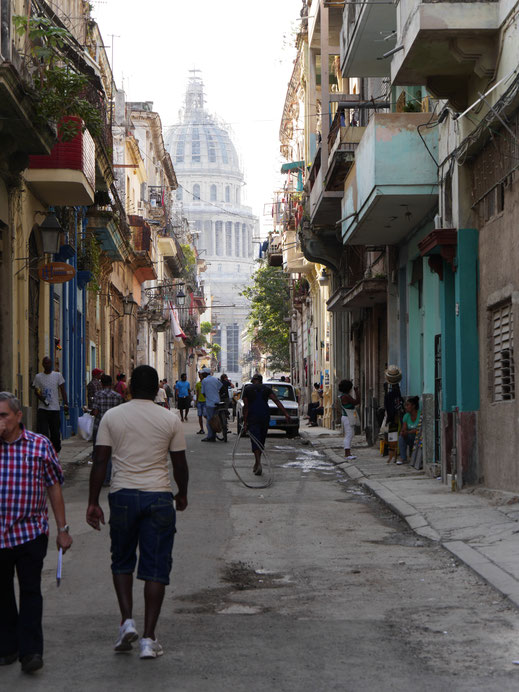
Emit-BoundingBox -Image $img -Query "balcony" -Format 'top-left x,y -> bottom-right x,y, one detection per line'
340,0 -> 397,77
157,231 -> 184,275
309,163 -> 343,227
129,215 -> 157,283
391,0 -> 500,109
341,113 -> 438,246
26,118 -> 95,205
283,229 -> 309,274
325,111 -> 365,192
266,233 -> 283,267
87,208 -> 127,262
341,277 -> 388,309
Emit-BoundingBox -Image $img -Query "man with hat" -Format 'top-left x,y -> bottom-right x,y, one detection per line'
383,365 -> 404,464
87,368 -> 104,410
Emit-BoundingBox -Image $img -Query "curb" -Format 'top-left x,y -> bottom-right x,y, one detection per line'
302,431 -> 519,609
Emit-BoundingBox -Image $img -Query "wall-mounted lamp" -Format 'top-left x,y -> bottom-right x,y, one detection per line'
176,287 -> 186,306
39,213 -> 63,254
122,293 -> 138,317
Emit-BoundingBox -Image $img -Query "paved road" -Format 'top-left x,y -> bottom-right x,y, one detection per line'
4,420 -> 519,690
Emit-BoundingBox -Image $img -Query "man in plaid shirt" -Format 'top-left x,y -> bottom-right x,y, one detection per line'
0,392 -> 73,674
91,374 -> 123,485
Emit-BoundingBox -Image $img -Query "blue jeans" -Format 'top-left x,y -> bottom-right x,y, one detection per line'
399,432 -> 416,461
108,490 -> 176,585
205,405 -> 216,439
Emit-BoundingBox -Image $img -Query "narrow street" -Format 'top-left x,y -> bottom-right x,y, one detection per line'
3,423 -> 519,691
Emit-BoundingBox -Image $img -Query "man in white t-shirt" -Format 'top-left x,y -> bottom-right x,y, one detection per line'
86,365 -> 188,661
32,357 -> 68,453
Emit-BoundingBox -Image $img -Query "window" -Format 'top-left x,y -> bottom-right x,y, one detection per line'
215,221 -> 223,256
491,302 -> 515,401
193,184 -> 200,201
218,264 -> 222,273
234,222 -> 241,257
207,134 -> 216,163
236,264 -> 241,273
176,136 -> 185,163
191,127 -> 200,163
225,186 -> 230,203
236,187 -> 240,205
225,221 -> 233,254
226,323 -> 239,372
210,184 -> 217,202
176,187 -> 183,201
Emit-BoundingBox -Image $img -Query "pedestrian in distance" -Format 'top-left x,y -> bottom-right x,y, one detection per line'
162,379 -> 174,409
154,381 -> 169,409
307,382 -> 324,427
200,368 -> 222,442
384,365 -> 404,464
175,374 -> 191,421
195,371 -> 207,434
91,374 -> 123,485
114,373 -> 128,401
87,368 -> 104,409
86,365 -> 188,660
32,356 -> 69,454
399,396 -> 421,465
338,379 -> 360,460
0,392 -> 73,674
242,374 -> 291,476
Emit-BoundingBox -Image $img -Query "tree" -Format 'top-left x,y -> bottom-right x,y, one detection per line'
242,262 -> 290,372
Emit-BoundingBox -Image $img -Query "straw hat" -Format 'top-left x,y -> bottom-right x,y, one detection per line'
384,365 -> 402,384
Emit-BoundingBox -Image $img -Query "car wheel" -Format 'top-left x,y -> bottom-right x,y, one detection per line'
286,427 -> 299,438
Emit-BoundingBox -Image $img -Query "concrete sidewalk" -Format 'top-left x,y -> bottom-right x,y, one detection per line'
302,425 -> 519,610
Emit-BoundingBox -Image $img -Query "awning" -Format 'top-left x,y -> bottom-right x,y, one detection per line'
280,161 -> 304,173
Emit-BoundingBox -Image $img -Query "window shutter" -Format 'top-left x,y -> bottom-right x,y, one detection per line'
492,303 -> 515,401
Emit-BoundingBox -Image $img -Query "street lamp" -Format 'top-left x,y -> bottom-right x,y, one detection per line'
122,293 -> 138,317
176,287 -> 186,306
39,213 -> 62,254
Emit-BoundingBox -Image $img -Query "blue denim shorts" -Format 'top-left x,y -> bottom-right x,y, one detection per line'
108,489 -> 176,585
196,402 -> 206,417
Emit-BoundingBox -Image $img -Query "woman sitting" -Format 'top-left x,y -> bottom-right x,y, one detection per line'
398,396 -> 420,464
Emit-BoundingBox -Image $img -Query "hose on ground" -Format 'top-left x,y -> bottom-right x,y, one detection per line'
232,427 -> 274,489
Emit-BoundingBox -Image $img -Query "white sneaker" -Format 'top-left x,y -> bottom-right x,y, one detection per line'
139,638 -> 164,659
346,455 -> 357,461
114,618 -> 138,652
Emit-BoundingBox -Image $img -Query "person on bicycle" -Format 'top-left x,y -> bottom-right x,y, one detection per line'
219,374 -> 233,407
242,374 -> 291,476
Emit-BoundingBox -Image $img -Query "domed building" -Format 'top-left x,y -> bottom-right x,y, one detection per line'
165,74 -> 257,383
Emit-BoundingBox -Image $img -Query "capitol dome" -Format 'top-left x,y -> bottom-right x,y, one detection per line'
165,73 -> 257,384
165,75 -> 241,178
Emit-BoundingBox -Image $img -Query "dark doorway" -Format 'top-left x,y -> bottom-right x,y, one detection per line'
434,333 -> 442,462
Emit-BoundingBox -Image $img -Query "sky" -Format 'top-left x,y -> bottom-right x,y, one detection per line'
91,0 -> 303,236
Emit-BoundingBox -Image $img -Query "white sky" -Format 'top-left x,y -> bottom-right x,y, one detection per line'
91,0 -> 302,236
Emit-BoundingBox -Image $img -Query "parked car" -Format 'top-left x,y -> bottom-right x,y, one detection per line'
236,380 -> 300,437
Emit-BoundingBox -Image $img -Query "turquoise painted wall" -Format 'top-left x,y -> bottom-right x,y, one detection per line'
455,228 -> 480,411
440,267 -> 457,412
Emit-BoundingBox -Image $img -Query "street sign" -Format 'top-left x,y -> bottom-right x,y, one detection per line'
38,262 -> 76,284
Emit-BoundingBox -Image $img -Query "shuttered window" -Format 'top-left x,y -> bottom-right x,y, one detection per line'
492,303 -> 515,401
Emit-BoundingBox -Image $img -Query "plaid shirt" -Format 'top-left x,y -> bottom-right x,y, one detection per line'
0,426 -> 64,549
93,388 -> 123,433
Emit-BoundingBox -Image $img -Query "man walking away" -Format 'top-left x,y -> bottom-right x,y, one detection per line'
87,368 -> 104,409
91,375 -> 123,486
86,366 -> 188,660
200,368 -> 222,442
242,374 -> 291,476
0,392 -> 73,674
163,379 -> 174,409
32,357 -> 68,454
174,374 -> 191,422
195,371 -> 206,434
